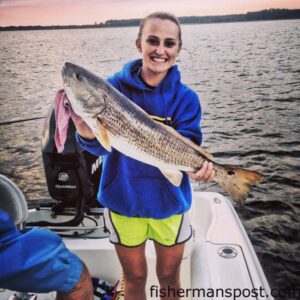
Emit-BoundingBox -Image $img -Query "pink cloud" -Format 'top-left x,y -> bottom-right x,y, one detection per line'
0,0 -> 299,26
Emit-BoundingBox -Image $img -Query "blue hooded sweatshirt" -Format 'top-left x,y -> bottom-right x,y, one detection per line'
76,59 -> 202,219
0,209 -> 82,293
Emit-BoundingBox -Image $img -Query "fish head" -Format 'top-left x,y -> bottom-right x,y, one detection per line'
62,62 -> 108,117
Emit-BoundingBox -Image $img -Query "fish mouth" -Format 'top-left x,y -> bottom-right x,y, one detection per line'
62,63 -> 71,87
62,62 -> 78,87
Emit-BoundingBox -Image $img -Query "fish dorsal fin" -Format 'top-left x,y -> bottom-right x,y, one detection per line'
159,122 -> 214,161
95,119 -> 112,152
159,169 -> 183,186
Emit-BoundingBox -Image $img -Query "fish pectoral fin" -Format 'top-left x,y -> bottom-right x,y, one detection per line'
95,119 -> 112,152
158,122 -> 214,161
160,169 -> 183,187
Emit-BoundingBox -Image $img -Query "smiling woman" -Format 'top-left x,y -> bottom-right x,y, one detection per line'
70,11 -> 215,300
135,13 -> 182,86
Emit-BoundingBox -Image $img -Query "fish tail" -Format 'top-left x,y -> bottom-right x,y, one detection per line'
218,166 -> 264,203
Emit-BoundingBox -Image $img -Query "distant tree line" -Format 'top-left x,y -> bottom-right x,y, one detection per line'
100,9 -> 300,27
1,9 -> 299,31
178,8 -> 300,24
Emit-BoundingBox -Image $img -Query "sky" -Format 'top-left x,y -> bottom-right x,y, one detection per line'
0,0 -> 299,27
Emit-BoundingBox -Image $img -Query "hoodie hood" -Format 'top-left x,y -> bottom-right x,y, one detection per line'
113,59 -> 181,92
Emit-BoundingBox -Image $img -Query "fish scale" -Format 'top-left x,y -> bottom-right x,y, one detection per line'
101,102 -> 202,168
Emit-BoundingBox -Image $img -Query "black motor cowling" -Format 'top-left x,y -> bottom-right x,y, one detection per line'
30,108 -> 102,226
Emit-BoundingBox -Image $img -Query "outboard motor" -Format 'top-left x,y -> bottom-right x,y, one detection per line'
29,107 -> 102,226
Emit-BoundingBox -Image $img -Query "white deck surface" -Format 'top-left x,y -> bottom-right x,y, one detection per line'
1,192 -> 273,300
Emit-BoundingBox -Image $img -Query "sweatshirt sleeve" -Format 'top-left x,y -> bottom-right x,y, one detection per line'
172,86 -> 203,145
0,209 -> 82,293
75,133 -> 110,156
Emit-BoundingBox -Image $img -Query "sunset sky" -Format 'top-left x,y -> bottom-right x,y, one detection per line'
0,0 -> 299,27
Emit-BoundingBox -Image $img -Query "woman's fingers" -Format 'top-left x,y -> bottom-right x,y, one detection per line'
186,161 -> 215,182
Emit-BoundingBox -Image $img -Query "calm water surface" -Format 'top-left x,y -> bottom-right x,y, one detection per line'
0,20 -> 299,298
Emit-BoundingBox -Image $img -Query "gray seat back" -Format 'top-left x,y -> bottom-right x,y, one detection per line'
0,174 -> 28,225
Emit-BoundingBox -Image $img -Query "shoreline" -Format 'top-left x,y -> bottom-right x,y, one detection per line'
1,8 -> 299,32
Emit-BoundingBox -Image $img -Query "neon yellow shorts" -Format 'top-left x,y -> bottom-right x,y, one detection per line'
103,208 -> 192,247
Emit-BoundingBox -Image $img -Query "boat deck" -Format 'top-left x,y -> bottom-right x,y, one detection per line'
2,192 -> 273,300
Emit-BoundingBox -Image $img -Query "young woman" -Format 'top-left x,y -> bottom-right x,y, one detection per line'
74,12 -> 214,300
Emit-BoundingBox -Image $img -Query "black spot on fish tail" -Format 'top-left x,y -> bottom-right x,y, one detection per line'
233,183 -> 241,191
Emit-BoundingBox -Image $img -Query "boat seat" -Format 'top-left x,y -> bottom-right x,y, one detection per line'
0,174 -> 28,226
0,175 -> 36,300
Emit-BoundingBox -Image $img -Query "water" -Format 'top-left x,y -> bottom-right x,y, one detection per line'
0,20 -> 299,298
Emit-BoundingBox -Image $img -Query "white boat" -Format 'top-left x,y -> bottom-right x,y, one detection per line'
1,112 -> 273,299
1,173 -> 273,300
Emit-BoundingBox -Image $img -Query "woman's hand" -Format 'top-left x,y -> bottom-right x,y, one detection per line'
71,114 -> 96,140
186,161 -> 215,182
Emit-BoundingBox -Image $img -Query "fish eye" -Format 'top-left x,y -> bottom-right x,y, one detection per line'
75,73 -> 82,81
228,170 -> 235,176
